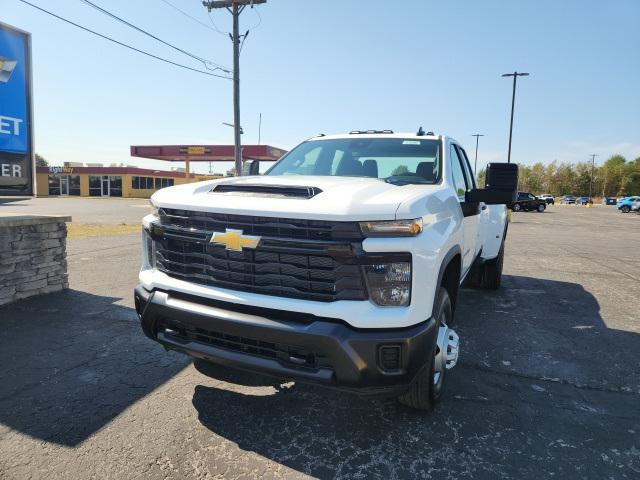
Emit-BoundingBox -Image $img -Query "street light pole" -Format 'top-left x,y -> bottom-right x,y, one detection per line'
501,71 -> 529,163
472,133 -> 484,175
589,153 -> 598,200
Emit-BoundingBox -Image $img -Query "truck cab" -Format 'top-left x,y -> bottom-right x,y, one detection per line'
135,130 -> 517,411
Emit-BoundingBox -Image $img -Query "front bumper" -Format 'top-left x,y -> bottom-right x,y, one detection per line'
135,285 -> 436,396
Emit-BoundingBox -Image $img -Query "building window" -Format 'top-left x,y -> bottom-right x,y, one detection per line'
69,175 -> 81,196
89,176 -> 102,196
132,176 -> 155,189
155,177 -> 174,189
48,175 -> 61,196
110,176 -> 122,197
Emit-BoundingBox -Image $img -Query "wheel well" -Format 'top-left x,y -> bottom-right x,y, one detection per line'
440,254 -> 461,314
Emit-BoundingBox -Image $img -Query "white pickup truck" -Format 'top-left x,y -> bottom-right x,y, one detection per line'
135,130 -> 517,411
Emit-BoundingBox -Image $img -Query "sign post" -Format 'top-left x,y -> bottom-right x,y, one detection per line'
0,22 -> 34,196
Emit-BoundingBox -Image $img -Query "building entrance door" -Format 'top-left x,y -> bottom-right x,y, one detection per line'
60,175 -> 70,196
101,176 -> 110,196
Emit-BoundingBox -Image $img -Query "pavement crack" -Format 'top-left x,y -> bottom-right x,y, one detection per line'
458,361 -> 639,397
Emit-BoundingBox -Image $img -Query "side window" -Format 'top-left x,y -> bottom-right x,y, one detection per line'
457,146 -> 476,189
449,144 -> 467,199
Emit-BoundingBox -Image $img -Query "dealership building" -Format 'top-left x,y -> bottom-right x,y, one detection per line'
36,165 -> 217,198
36,144 -> 286,198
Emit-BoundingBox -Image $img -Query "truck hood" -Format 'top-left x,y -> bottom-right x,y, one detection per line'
151,175 -> 440,221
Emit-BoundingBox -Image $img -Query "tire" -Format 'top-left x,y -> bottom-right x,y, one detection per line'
512,203 -> 522,212
481,241 -> 504,290
537,204 -> 546,213
398,287 -> 452,411
621,206 -> 630,213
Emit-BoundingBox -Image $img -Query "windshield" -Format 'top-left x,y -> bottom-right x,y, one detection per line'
266,138 -> 441,185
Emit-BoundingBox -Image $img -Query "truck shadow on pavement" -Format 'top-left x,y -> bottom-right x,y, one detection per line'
191,275 -> 640,479
0,289 -> 190,447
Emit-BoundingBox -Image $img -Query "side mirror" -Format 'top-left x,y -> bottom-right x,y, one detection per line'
247,159 -> 260,176
484,162 -> 518,191
466,163 -> 518,204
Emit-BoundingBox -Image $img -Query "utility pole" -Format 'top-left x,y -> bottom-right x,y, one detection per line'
203,0 -> 266,176
589,153 -> 598,200
471,134 -> 484,176
501,71 -> 529,163
258,112 -> 262,145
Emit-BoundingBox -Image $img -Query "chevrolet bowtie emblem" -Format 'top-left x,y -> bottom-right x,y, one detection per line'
210,229 -> 261,251
0,57 -> 18,84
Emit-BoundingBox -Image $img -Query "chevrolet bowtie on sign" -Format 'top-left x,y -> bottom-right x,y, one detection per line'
210,229 -> 261,251
0,57 -> 17,83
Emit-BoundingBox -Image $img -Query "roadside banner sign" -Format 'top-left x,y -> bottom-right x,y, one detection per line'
0,22 -> 34,196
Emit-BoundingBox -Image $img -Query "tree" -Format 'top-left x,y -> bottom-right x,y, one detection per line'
477,167 -> 486,187
391,165 -> 409,176
35,153 -> 48,167
601,155 -> 626,196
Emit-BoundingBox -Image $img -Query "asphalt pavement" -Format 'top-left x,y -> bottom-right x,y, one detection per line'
0,196 -> 151,224
0,204 -> 638,479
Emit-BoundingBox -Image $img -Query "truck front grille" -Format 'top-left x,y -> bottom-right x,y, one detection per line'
154,209 -> 368,302
159,208 -> 364,242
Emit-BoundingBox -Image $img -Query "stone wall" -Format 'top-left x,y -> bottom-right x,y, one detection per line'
0,215 -> 72,306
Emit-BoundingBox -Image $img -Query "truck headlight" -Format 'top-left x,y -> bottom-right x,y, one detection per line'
364,262 -> 411,306
360,218 -> 422,237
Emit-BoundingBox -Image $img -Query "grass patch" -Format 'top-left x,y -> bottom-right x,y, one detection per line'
67,223 -> 140,239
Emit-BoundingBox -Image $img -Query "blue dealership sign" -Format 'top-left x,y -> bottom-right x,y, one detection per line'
0,22 -> 33,196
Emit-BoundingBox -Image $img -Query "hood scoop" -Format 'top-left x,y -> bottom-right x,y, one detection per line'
211,183 -> 323,199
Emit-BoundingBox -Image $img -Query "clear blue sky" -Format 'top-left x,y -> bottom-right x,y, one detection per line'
3,0 -> 639,174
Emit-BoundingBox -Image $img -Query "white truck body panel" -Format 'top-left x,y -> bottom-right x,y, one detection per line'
141,132 -> 507,330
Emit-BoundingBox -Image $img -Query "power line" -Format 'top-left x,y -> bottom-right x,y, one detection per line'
206,10 -> 229,36
157,0 -> 222,34
247,6 -> 262,31
78,0 -> 229,72
239,7 -> 262,53
16,0 -> 231,79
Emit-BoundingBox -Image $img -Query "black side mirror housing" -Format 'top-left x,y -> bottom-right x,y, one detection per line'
247,160 -> 260,176
466,163 -> 518,205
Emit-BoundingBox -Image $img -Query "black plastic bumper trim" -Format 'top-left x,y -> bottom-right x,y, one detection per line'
135,285 -> 436,395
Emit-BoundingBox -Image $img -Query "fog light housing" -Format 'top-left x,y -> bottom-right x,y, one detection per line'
364,262 -> 411,306
378,344 -> 402,371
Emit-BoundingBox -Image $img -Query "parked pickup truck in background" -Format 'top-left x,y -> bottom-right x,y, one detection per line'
135,130 -> 518,411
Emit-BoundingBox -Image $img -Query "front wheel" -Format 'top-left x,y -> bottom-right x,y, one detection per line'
621,206 -> 631,213
398,287 -> 457,411
537,204 -> 546,213
512,203 -> 522,212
